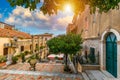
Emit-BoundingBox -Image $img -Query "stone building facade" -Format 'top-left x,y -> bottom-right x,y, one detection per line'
67,4 -> 120,78
0,22 -> 32,56
32,33 -> 53,59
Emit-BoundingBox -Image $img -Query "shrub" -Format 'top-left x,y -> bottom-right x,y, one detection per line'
12,56 -> 18,64
0,55 -> 7,63
24,51 -> 30,55
15,54 -> 21,58
55,56 -> 58,60
29,51 -> 33,54
27,54 -> 38,63
20,53 -> 25,63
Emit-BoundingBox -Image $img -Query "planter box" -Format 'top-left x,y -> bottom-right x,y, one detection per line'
0,62 -> 6,67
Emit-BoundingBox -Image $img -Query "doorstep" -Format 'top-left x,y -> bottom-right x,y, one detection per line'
81,64 -> 100,72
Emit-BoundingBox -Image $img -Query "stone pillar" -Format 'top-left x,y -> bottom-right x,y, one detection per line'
117,41 -> 120,78
100,40 -> 105,70
6,48 -> 12,65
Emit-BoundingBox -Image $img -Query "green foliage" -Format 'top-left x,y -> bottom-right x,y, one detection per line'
27,54 -> 38,63
24,51 -> 30,55
20,53 -> 25,63
55,56 -> 58,60
29,51 -> 33,54
15,54 -> 21,58
7,0 -> 120,15
12,56 -> 18,64
28,58 -> 37,71
0,55 -> 7,63
40,46 -> 45,49
47,37 -> 64,54
47,33 -> 83,55
7,0 -> 40,10
47,33 -> 83,70
35,45 -> 39,51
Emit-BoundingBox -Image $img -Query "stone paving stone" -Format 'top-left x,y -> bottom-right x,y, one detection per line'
0,74 -> 10,80
0,63 -> 82,80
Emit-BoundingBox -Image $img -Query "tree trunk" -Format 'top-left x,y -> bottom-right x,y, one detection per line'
65,53 -> 68,66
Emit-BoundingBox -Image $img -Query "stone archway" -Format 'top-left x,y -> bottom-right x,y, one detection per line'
100,29 -> 120,78
106,32 -> 117,77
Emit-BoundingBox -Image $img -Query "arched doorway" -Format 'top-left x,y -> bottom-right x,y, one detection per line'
106,32 -> 117,77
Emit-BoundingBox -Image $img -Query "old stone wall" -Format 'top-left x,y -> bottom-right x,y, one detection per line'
83,39 -> 100,64
71,4 -> 120,39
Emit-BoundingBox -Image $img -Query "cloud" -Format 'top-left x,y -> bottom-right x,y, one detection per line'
57,16 -> 73,27
5,6 -> 73,35
5,6 -> 49,28
0,14 -> 2,18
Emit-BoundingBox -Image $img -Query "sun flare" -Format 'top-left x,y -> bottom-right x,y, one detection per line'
64,4 -> 72,12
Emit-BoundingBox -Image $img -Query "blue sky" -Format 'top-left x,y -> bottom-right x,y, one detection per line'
0,0 -> 74,36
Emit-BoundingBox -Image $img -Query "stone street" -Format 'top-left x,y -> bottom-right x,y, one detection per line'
0,63 -> 82,80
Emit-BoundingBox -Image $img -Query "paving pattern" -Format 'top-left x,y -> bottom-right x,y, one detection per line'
0,63 -> 82,80
3,63 -> 64,73
0,63 -> 118,80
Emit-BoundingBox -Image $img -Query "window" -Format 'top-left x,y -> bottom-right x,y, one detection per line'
20,46 -> 24,52
30,45 -> 32,50
3,48 -> 8,55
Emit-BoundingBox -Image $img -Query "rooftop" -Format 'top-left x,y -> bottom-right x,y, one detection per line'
0,28 -> 31,39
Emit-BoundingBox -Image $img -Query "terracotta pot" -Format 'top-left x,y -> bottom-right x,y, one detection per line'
0,62 -> 6,67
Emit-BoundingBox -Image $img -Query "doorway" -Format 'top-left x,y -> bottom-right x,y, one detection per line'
106,32 -> 117,77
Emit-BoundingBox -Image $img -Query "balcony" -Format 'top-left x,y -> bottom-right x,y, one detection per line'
4,43 -> 11,47
4,43 -> 18,48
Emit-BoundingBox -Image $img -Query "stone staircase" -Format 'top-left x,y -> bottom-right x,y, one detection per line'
81,64 -> 100,72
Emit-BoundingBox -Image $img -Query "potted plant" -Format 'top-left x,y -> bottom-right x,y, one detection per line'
0,55 -> 7,67
28,55 -> 37,71
12,56 -> 18,64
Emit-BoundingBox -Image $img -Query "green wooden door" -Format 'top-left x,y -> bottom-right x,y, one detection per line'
106,33 -> 117,77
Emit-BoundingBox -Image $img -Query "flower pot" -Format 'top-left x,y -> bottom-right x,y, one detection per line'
0,62 -> 6,67
29,59 -> 37,71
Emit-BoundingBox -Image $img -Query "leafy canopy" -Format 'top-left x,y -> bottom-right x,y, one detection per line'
47,33 -> 83,54
7,0 -> 120,15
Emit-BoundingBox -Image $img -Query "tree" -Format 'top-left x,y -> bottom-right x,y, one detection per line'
7,0 -> 120,15
47,33 -> 83,71
47,37 -> 64,54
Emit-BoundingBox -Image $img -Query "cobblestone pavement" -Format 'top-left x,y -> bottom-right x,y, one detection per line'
3,63 -> 64,73
0,63 -> 83,80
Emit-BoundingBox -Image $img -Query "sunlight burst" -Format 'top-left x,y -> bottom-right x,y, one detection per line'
64,4 -> 72,12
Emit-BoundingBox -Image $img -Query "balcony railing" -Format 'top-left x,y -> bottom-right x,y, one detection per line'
4,43 -> 18,48
4,43 -> 11,47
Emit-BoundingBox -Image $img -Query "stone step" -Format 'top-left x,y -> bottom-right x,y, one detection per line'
82,65 -> 100,71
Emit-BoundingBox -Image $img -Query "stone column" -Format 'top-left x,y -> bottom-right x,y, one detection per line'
100,40 -> 106,70
6,47 -> 12,65
117,41 -> 120,78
